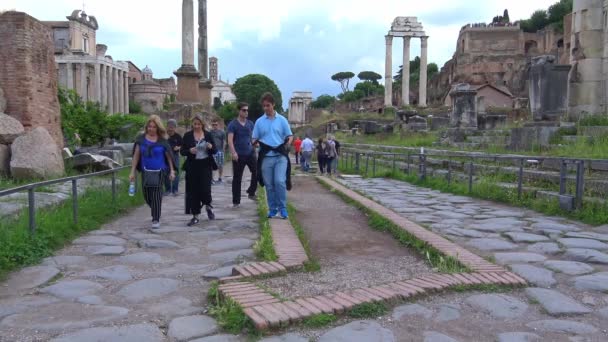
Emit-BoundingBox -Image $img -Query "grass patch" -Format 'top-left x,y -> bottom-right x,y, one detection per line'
317,177 -> 468,273
347,302 -> 388,319
209,297 -> 257,335
286,204 -> 321,272
0,168 -> 144,279
302,313 -> 337,328
254,191 -> 278,262
451,283 -> 516,293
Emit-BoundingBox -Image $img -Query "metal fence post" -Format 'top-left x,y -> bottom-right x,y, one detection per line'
355,153 -> 360,172
392,153 -> 396,174
111,171 -> 117,204
418,154 -> 426,181
72,179 -> 78,225
575,160 -> 585,209
468,161 -> 474,193
372,155 -> 376,177
559,159 -> 567,195
365,154 -> 369,176
407,153 -> 411,175
28,188 -> 36,233
518,158 -> 524,199
447,157 -> 452,187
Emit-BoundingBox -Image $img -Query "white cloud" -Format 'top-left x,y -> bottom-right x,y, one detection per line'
304,24 -> 311,33
318,29 -> 325,37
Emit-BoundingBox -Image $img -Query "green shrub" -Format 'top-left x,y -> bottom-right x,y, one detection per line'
578,115 -> 608,127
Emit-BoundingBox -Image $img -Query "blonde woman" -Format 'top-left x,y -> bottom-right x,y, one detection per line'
181,115 -> 218,226
129,115 -> 176,229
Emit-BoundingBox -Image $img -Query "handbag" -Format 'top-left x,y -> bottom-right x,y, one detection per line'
142,168 -> 163,188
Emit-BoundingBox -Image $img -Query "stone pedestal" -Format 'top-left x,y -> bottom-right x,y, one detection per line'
509,122 -> 559,151
174,65 -> 200,104
529,55 -> 571,121
449,84 -> 478,129
198,79 -> 212,108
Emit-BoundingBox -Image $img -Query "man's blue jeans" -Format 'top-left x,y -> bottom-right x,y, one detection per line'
261,155 -> 288,210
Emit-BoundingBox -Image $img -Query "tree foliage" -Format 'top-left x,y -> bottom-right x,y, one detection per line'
342,89 -> 366,102
217,102 -> 238,123
393,57 -> 439,86
354,81 -> 384,97
357,71 -> 382,84
519,0 -> 572,33
232,74 -> 283,121
331,71 -> 356,93
310,94 -> 336,109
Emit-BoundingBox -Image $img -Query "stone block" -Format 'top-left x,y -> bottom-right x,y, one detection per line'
429,116 -> 449,130
528,56 -> 570,121
10,127 -> 64,179
0,112 -> 25,144
0,144 -> 9,175
98,150 -> 124,165
509,125 -> 559,150
0,87 -> 5,112
65,153 -> 121,172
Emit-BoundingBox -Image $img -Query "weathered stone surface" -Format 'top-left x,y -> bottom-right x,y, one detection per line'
504,232 -> 549,243
202,266 -> 235,280
192,335 -> 244,342
494,253 -> 546,264
147,297 -> 203,317
527,242 -> 561,255
530,221 -> 580,232
10,127 -> 64,179
525,288 -> 591,315
76,295 -> 104,305
0,266 -> 60,294
81,265 -> 133,282
467,238 -> 518,251
73,235 -> 126,246
66,153 -> 121,172
155,264 -> 214,278
168,315 -> 218,342
0,112 -> 25,144
0,295 -> 60,319
42,256 -> 88,268
445,228 -> 486,238
89,230 -> 120,236
85,245 -> 126,256
598,307 -> 608,319
138,239 -> 182,249
510,264 -> 556,287
423,331 -> 459,342
543,260 -> 595,275
525,320 -> 598,334
258,333 -> 308,342
0,303 -> 129,331
117,278 -> 179,302
465,294 -> 528,318
0,143 -> 9,175
434,304 -> 461,322
573,272 -> 608,292
98,149 -> 124,166
496,332 -> 540,342
209,249 -> 255,265
40,279 -> 103,299
128,233 -> 159,241
118,252 -> 163,264
470,218 -> 525,233
0,88 -> 5,112
207,238 -> 254,252
566,231 -> 608,242
393,304 -> 433,320
558,238 -> 608,250
564,249 -> 608,264
49,323 -> 164,342
318,320 -> 395,342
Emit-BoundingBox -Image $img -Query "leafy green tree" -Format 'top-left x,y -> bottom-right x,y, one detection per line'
217,102 -> 238,123
232,74 -> 283,121
310,94 -> 335,109
129,101 -> 143,114
520,10 -> 549,32
331,71 -> 355,93
394,57 -> 439,85
342,89 -> 365,102
357,71 -> 382,84
548,0 -> 573,31
354,81 -> 384,97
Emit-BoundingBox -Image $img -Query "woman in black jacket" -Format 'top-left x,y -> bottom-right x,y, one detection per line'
181,115 -> 218,226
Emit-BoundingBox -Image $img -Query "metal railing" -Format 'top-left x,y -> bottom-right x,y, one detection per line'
339,149 -> 599,210
0,166 -> 129,233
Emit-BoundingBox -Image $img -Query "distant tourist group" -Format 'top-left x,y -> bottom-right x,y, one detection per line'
129,92 -> 297,229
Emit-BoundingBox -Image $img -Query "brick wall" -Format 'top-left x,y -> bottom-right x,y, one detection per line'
0,11 -> 64,146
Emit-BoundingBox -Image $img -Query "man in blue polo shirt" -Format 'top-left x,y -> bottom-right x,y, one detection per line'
227,102 -> 257,208
252,92 -> 293,219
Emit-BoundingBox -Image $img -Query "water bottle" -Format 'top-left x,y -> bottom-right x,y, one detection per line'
128,181 -> 136,197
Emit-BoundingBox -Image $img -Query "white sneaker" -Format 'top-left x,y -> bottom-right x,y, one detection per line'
151,220 -> 160,229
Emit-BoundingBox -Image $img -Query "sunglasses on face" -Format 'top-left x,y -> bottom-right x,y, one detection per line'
241,109 -> 248,112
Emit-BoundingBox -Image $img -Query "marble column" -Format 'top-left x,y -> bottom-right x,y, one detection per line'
94,63 -> 101,102
402,37 -> 411,106
182,0 -> 195,66
80,63 -> 87,100
100,65 -> 107,110
384,35 -> 393,107
66,63 -> 74,90
112,68 -> 119,114
198,0 -> 209,79
124,73 -> 129,113
107,67 -> 114,114
419,36 -> 428,107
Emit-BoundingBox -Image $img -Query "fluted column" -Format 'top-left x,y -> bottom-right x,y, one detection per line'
402,37 -> 411,106
112,68 -> 119,114
117,70 -> 124,113
384,35 -> 393,107
94,63 -> 101,102
80,63 -> 87,100
66,63 -> 74,90
124,73 -> 129,114
198,0 -> 209,79
182,0 -> 195,66
419,36 -> 428,107
107,67 -> 114,114
100,65 -> 107,109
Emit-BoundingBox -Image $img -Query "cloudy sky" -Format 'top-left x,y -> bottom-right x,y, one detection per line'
3,0 -> 557,106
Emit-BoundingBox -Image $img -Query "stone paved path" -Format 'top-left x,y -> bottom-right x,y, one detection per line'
0,166 -> 263,342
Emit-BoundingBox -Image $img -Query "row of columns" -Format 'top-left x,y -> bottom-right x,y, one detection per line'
384,35 -> 428,107
62,62 -> 129,114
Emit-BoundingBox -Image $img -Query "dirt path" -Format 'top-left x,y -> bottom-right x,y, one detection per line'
259,174 -> 432,299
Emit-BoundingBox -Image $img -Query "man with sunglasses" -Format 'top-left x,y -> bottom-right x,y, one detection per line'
227,102 -> 257,208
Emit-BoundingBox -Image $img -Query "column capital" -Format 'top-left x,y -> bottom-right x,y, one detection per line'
403,36 -> 411,42
385,35 -> 393,44
420,36 -> 429,46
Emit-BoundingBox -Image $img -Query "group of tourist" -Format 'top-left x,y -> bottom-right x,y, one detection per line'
129,92 -> 293,229
292,135 -> 340,175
